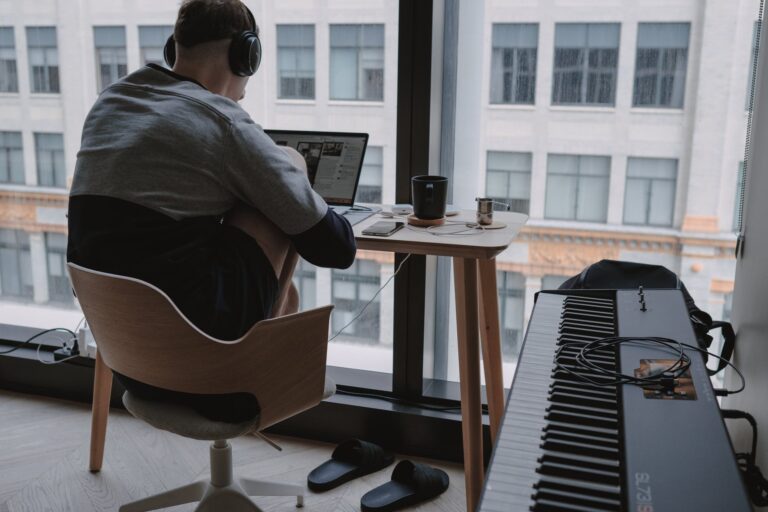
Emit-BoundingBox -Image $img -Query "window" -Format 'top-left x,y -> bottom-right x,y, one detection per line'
545,154 -> 610,222
357,146 -> 383,203
0,27 -> 18,93
633,23 -> 690,108
552,23 -> 620,106
497,271 -> 524,361
45,233 -> 72,304
0,229 -> 33,299
94,26 -> 127,91
541,275 -> 568,290
485,151 -> 531,214
623,157 -> 677,227
332,259 -> 381,343
139,25 -> 173,67
27,27 -> 59,93
293,259 -> 317,311
0,132 -> 24,184
277,25 -> 315,99
330,24 -> 384,101
490,23 -> 537,104
35,133 -> 65,188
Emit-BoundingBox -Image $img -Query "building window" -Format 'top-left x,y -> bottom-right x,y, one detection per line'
490,23 -> 537,105
485,151 -> 531,214
0,132 -> 24,184
0,229 -> 33,299
94,26 -> 127,91
633,23 -> 690,108
26,27 -> 59,93
293,259 -> 317,311
552,23 -> 620,106
0,27 -> 18,93
545,154 -> 610,222
35,133 -> 65,188
332,259 -> 380,343
497,271 -> 524,361
623,157 -> 677,227
542,274 -> 569,290
357,146 -> 383,203
139,25 -> 173,67
277,24 -> 315,99
330,24 -> 384,101
45,233 -> 72,303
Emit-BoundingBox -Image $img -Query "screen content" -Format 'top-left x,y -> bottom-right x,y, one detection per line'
267,131 -> 367,205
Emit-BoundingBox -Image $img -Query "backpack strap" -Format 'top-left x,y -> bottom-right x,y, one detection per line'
708,321 -> 736,375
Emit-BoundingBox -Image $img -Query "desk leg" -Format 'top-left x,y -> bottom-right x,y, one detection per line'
89,350 -> 112,472
453,257 -> 484,512
477,258 -> 504,444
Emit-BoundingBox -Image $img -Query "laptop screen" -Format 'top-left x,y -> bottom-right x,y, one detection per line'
264,130 -> 369,206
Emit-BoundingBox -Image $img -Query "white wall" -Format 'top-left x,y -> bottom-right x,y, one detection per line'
726,11 -> 768,473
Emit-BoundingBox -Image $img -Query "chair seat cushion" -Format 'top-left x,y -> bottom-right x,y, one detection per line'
123,376 -> 335,441
123,391 -> 261,441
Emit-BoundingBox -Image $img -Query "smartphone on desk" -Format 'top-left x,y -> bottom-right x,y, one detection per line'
362,221 -> 404,237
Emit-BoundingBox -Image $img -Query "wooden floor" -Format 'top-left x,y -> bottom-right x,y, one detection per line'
0,390 -> 465,512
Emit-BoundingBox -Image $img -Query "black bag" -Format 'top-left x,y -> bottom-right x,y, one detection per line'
558,259 -> 735,375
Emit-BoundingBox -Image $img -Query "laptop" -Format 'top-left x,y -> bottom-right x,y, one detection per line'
264,129 -> 379,225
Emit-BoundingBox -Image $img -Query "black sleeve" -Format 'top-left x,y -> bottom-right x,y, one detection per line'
290,209 -> 357,269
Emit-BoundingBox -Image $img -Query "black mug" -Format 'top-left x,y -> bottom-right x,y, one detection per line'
412,175 -> 448,220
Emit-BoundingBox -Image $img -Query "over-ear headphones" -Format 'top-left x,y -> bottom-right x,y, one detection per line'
163,3 -> 261,77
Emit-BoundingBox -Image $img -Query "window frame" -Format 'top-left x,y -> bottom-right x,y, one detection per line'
490,23 -> 538,105
0,229 -> 34,300
329,24 -> 385,101
34,132 -> 66,188
93,26 -> 128,92
622,157 -> 678,227
485,151 -> 532,214
0,27 -> 19,93
0,131 -> 24,184
544,153 -> 611,222
551,22 -> 620,107
26,27 -> 60,94
632,22 -> 691,109
277,24 -> 316,100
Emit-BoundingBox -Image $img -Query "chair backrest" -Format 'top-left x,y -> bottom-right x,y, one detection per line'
68,263 -> 333,430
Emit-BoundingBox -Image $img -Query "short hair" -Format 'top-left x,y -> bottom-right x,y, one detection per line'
174,0 -> 257,48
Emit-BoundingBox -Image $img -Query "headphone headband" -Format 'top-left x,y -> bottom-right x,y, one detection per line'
163,3 -> 261,77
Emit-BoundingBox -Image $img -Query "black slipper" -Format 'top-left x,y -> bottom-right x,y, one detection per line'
360,460 -> 450,511
307,439 -> 395,492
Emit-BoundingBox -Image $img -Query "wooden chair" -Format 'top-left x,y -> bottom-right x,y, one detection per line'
68,263 -> 334,512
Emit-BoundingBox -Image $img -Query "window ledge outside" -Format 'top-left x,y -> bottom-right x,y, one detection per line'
274,98 -> 317,106
629,107 -> 685,115
548,105 -> 616,114
527,218 -> 738,241
328,99 -> 386,108
0,92 -> 21,98
487,103 -> 536,111
0,183 -> 69,195
28,93 -> 62,101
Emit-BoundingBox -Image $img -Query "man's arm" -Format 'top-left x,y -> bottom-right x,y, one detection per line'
290,209 -> 356,269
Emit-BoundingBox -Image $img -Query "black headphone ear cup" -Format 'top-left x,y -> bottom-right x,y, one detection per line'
229,31 -> 260,76
163,35 -> 176,68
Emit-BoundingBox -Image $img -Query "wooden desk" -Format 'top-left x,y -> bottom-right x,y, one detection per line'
354,210 -> 528,511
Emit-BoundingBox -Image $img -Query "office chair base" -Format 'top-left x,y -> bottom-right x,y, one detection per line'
119,440 -> 304,512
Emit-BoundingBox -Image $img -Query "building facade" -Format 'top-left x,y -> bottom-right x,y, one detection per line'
0,0 -> 756,381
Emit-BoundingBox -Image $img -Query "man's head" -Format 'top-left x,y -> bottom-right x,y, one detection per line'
169,0 -> 261,101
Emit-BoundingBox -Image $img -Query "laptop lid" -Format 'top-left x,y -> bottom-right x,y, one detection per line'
264,129 -> 369,207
